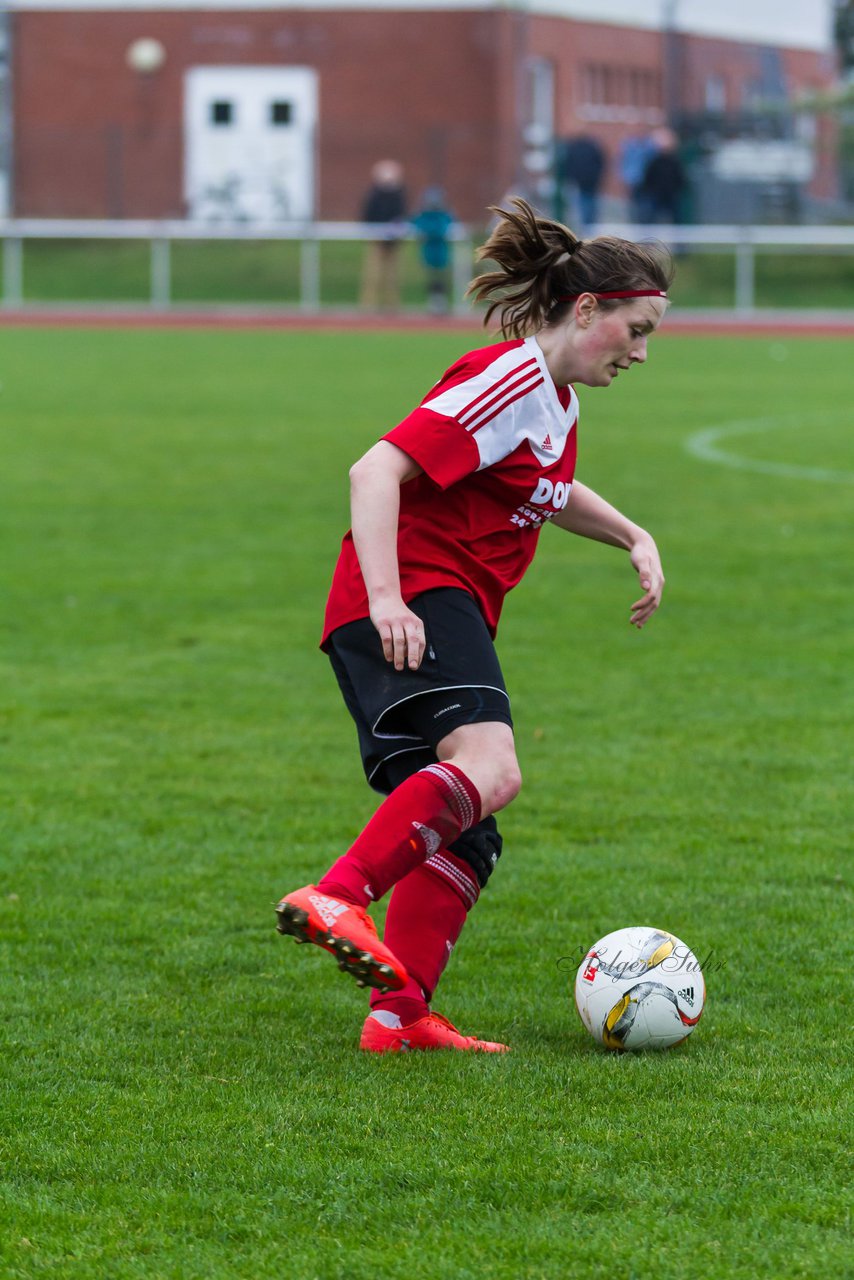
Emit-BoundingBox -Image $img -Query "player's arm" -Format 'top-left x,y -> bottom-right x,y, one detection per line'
349,440 -> 426,669
550,480 -> 664,629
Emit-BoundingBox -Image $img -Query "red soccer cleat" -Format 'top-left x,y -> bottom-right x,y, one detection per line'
359,1009 -> 510,1054
275,884 -> 408,992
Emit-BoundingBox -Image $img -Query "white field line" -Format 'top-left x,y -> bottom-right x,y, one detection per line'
684,416 -> 854,485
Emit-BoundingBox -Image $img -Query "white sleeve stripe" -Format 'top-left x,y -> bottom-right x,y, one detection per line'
422,354 -> 539,423
455,357 -> 539,423
463,371 -> 544,434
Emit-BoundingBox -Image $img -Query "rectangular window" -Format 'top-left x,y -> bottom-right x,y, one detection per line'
210,101 -> 233,126
522,56 -> 555,137
270,101 -> 293,126
582,64 -> 604,106
579,63 -> 663,123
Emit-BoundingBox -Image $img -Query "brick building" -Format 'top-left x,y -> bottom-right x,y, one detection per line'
4,0 -> 839,221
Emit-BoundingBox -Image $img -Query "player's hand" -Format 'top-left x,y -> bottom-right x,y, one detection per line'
370,595 -> 426,670
629,537 -> 665,629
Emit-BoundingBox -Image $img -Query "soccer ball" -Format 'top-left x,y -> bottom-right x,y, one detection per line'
574,926 -> 705,1051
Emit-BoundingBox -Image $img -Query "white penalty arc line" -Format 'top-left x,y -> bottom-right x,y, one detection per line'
684,416 -> 854,485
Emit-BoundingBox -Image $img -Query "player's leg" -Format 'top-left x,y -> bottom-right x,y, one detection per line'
274,639 -> 421,991
349,656 -> 514,1048
313,594 -> 519,912
360,716 -> 514,1051
275,590 -> 517,1001
308,734 -> 508,1052
362,812 -> 507,1053
275,755 -> 480,993
315,718 -> 516,907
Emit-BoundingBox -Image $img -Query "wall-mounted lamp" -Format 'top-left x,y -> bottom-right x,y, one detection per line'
126,38 -> 166,74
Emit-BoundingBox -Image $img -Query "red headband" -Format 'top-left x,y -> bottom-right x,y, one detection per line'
557,289 -> 668,301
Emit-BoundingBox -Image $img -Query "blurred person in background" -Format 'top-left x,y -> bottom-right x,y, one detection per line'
359,159 -> 408,310
619,130 -> 660,223
276,198 -> 673,1055
411,186 -> 455,314
559,135 -> 606,233
638,128 -> 688,225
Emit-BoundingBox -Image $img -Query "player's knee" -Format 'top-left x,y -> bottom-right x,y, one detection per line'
437,723 -> 521,816
483,758 -> 522,814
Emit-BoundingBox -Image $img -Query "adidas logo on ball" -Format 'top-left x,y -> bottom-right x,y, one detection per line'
679,986 -> 696,1007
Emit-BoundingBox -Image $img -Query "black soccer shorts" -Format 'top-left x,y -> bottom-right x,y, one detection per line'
326,587 -> 514,794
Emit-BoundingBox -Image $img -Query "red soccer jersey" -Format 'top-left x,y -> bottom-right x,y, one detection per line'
322,336 -> 579,644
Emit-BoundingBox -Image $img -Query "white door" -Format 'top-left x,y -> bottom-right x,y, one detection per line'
184,66 -> 318,221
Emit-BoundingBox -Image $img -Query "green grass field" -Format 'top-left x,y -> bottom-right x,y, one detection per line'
1,323 -> 851,1278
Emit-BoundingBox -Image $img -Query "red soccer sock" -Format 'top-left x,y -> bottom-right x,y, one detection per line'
369,849 -> 480,1026
318,762 -> 481,909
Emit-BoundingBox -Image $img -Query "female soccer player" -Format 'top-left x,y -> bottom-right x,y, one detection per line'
276,198 -> 673,1053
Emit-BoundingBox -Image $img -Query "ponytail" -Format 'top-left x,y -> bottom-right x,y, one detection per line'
467,198 -> 673,339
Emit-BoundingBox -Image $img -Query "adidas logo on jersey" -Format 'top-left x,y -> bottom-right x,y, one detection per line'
308,893 -> 350,928
540,433 -> 553,452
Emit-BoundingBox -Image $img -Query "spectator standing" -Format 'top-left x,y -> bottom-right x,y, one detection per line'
639,128 -> 688,225
559,135 -> 606,233
411,186 -> 455,314
360,160 -> 408,310
619,131 -> 659,223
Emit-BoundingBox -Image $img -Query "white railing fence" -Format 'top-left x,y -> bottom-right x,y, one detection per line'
0,219 -> 475,314
2,219 -> 854,314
